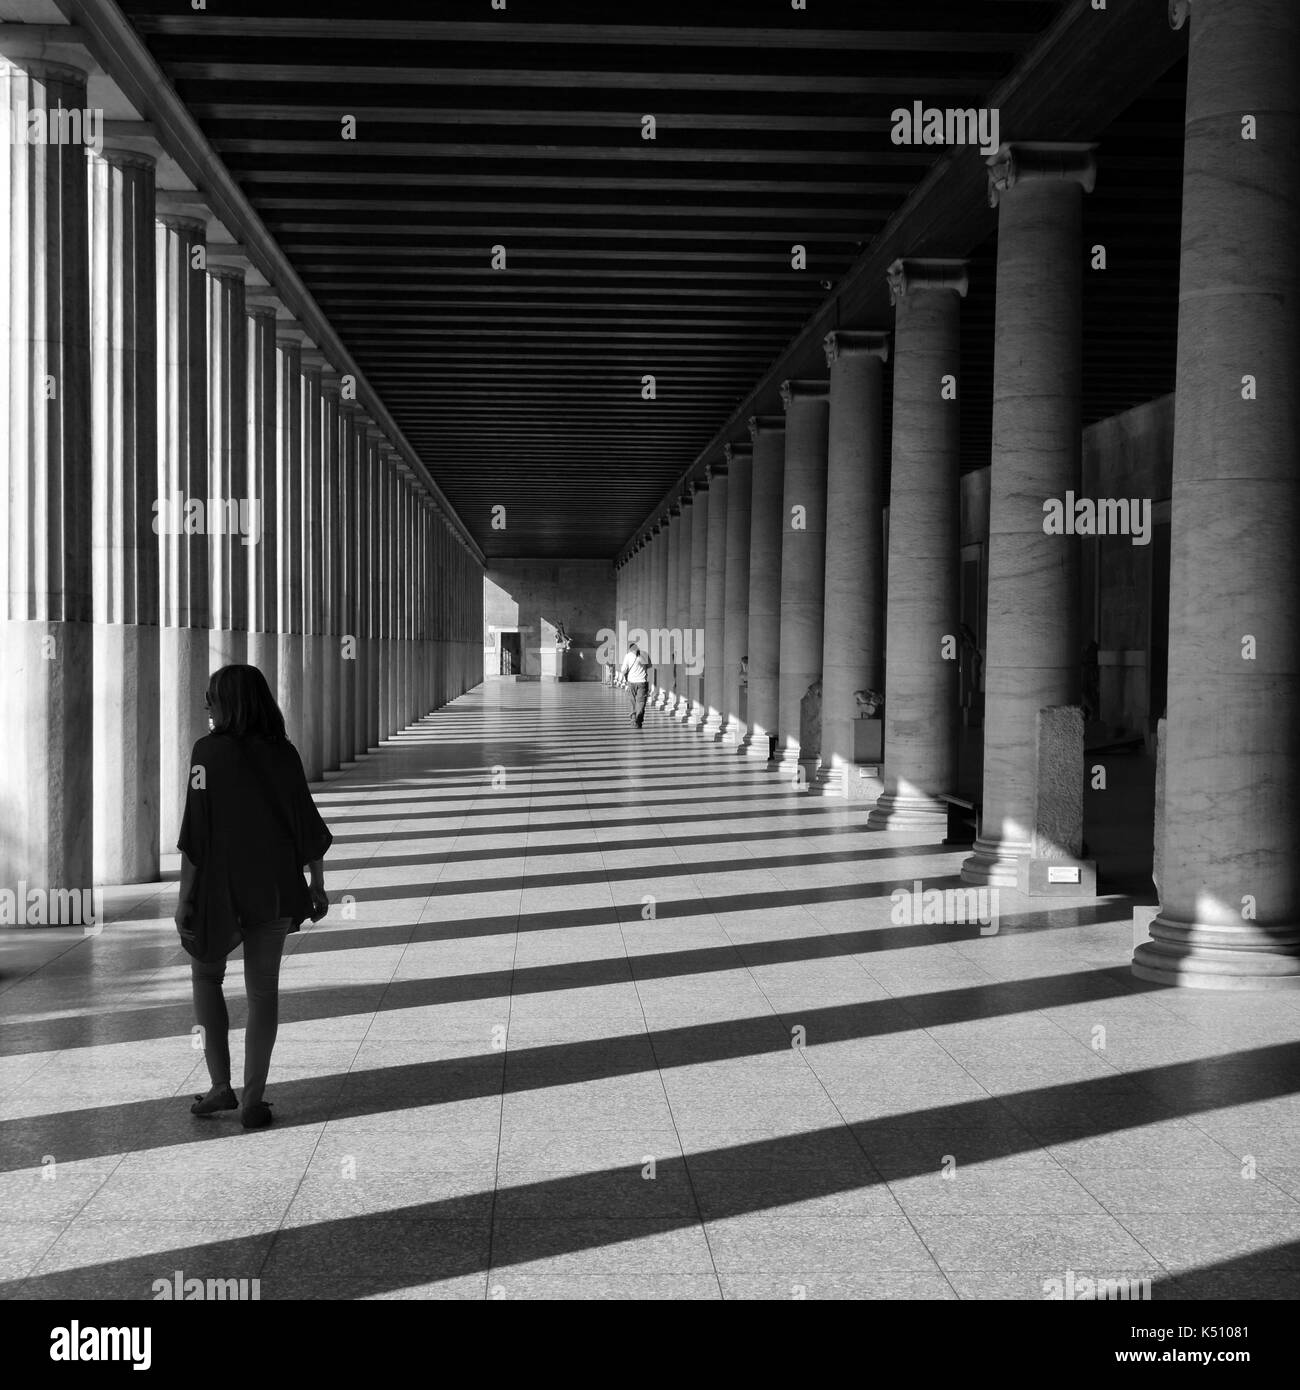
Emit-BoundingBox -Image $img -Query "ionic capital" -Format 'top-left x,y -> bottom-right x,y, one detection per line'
986,142 -> 1097,208
823,329 -> 891,367
706,457 -> 728,482
724,441 -> 753,467
690,475 -> 709,496
0,27 -> 96,81
780,379 -> 829,409
885,257 -> 969,305
668,501 -> 682,518
748,415 -> 786,442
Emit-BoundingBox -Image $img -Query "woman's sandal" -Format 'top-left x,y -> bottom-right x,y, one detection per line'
190,1084 -> 238,1116
241,1101 -> 274,1130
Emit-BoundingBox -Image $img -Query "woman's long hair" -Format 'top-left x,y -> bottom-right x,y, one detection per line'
207,665 -> 287,741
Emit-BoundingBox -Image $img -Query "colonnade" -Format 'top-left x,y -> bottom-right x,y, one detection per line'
616,0 -> 1300,988
0,38 -> 483,896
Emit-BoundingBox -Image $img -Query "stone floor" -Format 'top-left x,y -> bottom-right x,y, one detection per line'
2,680 -> 1298,1300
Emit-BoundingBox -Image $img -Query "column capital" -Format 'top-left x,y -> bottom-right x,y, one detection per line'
986,142 -> 1097,208
1169,0 -> 1191,29
668,501 -> 682,518
724,441 -> 753,467
780,379 -> 829,408
300,348 -> 334,373
679,488 -> 694,509
885,257 -> 970,304
823,329 -> 891,367
747,415 -> 786,441
206,245 -> 253,276
690,476 -> 709,496
706,457 -> 728,482
0,26 -> 96,79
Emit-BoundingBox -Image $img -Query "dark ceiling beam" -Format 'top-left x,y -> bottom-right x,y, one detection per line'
166,62 -> 995,95
618,0 -> 1187,559
133,18 -> 1041,52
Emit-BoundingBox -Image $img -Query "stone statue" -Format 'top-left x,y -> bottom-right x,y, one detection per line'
800,677 -> 823,758
853,688 -> 884,718
739,654 -> 748,687
553,621 -> 572,652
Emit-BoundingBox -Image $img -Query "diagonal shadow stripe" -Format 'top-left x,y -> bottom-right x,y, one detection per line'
5,1042 -> 1297,1299
0,899 -> 1134,1055
0,963 -> 1175,1169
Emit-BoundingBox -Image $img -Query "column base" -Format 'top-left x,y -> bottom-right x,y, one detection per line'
702,712 -> 726,741
743,731 -> 775,761
960,834 -> 1030,888
1133,916 -> 1300,990
867,792 -> 950,831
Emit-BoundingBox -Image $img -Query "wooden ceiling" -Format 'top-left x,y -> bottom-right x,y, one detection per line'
119,0 -> 1187,560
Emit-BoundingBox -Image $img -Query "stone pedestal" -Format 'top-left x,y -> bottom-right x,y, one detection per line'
1134,0 -> 1300,988
962,144 -> 1096,886
776,381 -> 830,774
1015,705 -> 1096,896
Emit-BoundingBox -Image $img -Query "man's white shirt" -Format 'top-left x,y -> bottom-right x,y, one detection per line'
621,650 -> 651,684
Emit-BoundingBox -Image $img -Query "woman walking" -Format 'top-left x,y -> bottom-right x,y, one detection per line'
174,665 -> 332,1129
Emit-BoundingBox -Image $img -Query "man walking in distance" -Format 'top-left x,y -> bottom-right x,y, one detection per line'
619,641 -> 654,728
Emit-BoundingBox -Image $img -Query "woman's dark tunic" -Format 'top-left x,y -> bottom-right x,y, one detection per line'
177,733 -> 333,955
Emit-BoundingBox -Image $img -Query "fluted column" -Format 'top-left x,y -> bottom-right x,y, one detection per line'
743,417 -> 785,760
686,479 -> 710,727
1134,0 -> 1300,988
320,370 -> 342,771
89,139 -> 157,884
818,331 -> 890,795
354,418 -> 377,754
206,254 -> 249,668
245,302 -> 278,693
776,380 -> 830,774
337,398 -> 358,762
273,330 -> 305,751
661,504 -> 682,705
651,518 -> 670,702
156,209 -> 210,852
870,262 -> 967,827
961,143 -> 1097,886
702,460 -> 729,739
722,442 -> 753,746
299,350 -> 325,779
672,492 -> 695,718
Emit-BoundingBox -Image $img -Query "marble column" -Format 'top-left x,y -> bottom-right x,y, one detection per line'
354,419 -> 377,754
1134,0 -> 1300,988
653,515 -> 674,706
742,417 -> 786,760
337,398 -> 358,763
245,302 -> 278,694
320,370 -> 342,772
686,479 -> 710,727
722,442 -> 753,746
273,330 -> 305,751
299,350 -> 325,780
869,262 -> 968,828
672,491 -> 695,718
206,255 -> 249,669
156,209 -> 211,852
819,331 -> 890,796
661,504 -> 682,705
961,142 -> 1096,886
89,139 -> 158,884
652,518 -> 671,703
702,460 -> 729,739
776,380 -> 830,775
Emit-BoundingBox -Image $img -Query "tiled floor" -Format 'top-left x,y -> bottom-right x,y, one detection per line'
2,680 -> 1298,1300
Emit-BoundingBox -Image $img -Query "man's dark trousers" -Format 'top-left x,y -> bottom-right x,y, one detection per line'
630,682 -> 648,727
